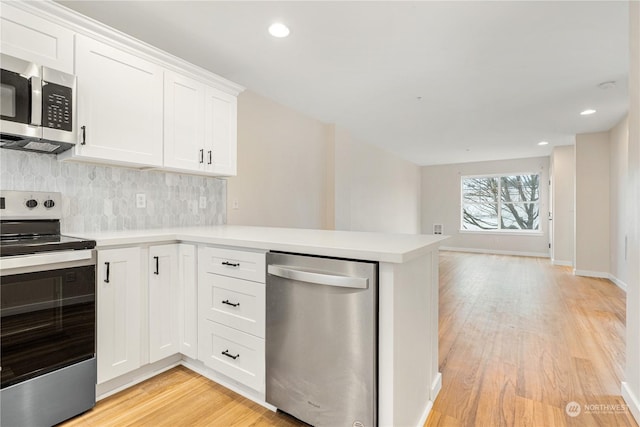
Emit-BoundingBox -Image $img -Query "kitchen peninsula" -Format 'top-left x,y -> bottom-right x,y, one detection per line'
72,225 -> 447,427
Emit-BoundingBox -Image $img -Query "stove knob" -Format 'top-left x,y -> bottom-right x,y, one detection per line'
25,199 -> 38,209
44,199 -> 56,209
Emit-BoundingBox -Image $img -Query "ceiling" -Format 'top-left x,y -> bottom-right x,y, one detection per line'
56,1 -> 629,166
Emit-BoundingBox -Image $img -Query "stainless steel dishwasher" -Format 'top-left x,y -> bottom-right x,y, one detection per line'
266,251 -> 378,427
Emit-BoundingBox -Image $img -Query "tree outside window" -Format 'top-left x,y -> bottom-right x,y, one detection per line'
461,174 -> 540,231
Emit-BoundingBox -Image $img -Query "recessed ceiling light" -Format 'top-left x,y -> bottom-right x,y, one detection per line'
580,109 -> 596,116
538,141 -> 549,146
269,23 -> 290,38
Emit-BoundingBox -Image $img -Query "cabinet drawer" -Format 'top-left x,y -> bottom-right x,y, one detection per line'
200,320 -> 264,392
200,247 -> 265,283
200,274 -> 265,338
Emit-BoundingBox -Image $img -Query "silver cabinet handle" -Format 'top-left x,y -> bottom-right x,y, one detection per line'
267,265 -> 368,289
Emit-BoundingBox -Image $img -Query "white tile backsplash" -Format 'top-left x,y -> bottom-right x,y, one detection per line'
0,149 -> 226,233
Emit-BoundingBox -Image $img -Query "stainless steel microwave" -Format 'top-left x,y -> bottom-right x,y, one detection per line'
0,53 -> 77,154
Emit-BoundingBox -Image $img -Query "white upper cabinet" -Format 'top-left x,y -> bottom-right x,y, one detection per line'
7,3 -> 242,175
164,71 -> 238,176
163,71 -> 206,172
0,3 -> 74,73
205,87 -> 237,176
61,34 -> 163,167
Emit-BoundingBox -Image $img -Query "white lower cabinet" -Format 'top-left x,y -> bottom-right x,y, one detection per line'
198,246 -> 266,393
178,244 -> 198,359
199,320 -> 265,392
97,243 -> 264,397
97,247 -> 142,383
148,244 -> 180,363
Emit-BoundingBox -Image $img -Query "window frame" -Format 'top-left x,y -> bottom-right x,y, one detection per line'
460,172 -> 542,234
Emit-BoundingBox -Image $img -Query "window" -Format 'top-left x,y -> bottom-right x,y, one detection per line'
461,174 -> 540,231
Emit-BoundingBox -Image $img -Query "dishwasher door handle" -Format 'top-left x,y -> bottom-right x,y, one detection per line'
267,265 -> 368,289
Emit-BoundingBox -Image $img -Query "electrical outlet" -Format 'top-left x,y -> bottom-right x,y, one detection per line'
199,196 -> 207,209
136,193 -> 146,208
232,199 -> 239,210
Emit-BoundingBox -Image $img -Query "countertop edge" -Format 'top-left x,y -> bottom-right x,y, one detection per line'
75,228 -> 449,264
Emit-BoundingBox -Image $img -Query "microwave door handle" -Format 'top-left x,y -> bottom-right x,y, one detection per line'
30,76 -> 42,126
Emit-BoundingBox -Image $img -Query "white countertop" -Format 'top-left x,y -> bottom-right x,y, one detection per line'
69,225 -> 448,263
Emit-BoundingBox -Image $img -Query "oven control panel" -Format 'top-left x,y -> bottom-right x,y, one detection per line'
0,190 -> 62,220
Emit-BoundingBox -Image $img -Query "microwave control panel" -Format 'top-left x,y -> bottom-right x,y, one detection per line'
42,82 -> 72,132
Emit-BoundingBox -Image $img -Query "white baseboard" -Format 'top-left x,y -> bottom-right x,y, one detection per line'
440,246 -> 549,258
416,399 -> 434,427
431,372 -> 442,400
96,354 -> 182,400
574,269 -> 610,279
552,259 -> 573,267
181,357 -> 275,411
609,274 -> 629,292
622,382 -> 640,424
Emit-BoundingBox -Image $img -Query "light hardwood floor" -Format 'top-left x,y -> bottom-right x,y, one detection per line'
61,252 -> 636,427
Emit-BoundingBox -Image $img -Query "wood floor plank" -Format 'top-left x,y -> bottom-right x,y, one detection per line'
426,252 -> 637,427
60,252 -> 636,427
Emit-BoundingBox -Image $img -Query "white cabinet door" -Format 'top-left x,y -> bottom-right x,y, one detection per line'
178,244 -> 198,359
149,244 -> 180,363
163,71 -> 205,172
204,87 -> 237,176
69,34 -> 163,167
0,3 -> 74,73
97,247 -> 142,384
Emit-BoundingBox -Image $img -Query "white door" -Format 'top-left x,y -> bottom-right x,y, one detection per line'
149,244 -> 180,363
204,87 -> 237,176
97,247 -> 142,383
163,71 -> 205,172
74,34 -> 163,167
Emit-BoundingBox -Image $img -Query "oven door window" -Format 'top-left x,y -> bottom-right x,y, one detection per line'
0,69 -> 30,124
1,265 -> 95,388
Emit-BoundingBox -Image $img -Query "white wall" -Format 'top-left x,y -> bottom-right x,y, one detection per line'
227,90 -> 422,234
623,0 -> 640,422
550,145 -> 575,266
226,90 -> 333,229
334,126 -> 421,234
421,156 -> 550,256
610,116 -> 630,288
574,132 -> 610,277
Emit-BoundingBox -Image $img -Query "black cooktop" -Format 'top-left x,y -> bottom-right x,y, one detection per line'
0,234 -> 96,257
0,220 -> 96,257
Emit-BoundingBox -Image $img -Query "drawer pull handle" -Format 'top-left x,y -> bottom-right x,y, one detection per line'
222,299 -> 240,307
222,261 -> 240,268
222,350 -> 239,360
153,256 -> 159,275
104,262 -> 110,283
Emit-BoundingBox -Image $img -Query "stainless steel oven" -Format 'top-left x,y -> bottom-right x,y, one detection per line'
0,53 -> 77,154
0,191 -> 97,426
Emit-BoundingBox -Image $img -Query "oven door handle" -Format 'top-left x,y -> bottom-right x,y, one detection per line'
0,250 -> 93,271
